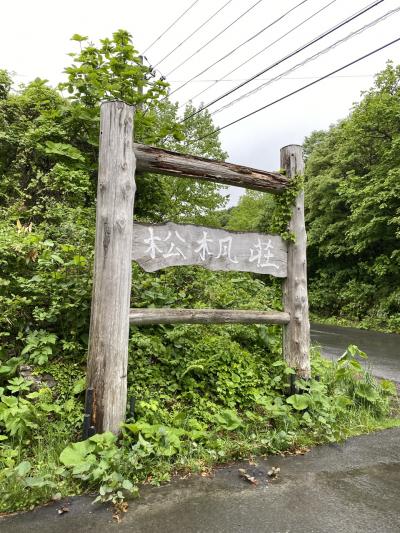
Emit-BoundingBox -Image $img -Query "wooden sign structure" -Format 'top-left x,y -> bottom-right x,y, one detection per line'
86,101 -> 310,434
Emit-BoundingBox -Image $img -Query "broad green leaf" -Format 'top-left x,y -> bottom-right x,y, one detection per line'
89,431 -> 117,446
23,477 -> 57,488
287,394 -> 311,410
214,409 -> 243,431
379,379 -> 397,395
335,395 -> 352,409
122,479 -> 134,491
44,141 -> 85,162
355,383 -> 379,403
72,377 -> 86,395
59,440 -> 91,466
15,460 -> 31,476
71,34 -> 88,42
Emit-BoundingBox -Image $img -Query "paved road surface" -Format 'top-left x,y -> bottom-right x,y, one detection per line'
311,322 -> 400,382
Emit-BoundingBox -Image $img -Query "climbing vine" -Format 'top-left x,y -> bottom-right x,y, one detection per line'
270,173 -> 304,242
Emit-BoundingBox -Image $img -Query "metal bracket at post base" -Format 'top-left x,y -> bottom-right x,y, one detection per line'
289,373 -> 297,395
82,387 -> 96,440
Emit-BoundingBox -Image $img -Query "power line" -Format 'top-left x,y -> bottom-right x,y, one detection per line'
165,0 -> 265,77
153,0 -> 234,68
168,0 -> 311,98
211,6 -> 400,116
188,36 -> 400,144
143,0 -> 201,54
169,75 -> 375,82
182,0 -> 382,117
181,0 -> 384,123
180,0 -> 337,108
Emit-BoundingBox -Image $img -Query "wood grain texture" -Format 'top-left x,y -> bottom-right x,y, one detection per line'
132,222 -> 287,277
129,308 -> 290,325
280,145 -> 311,379
86,101 -> 136,434
134,143 -> 289,193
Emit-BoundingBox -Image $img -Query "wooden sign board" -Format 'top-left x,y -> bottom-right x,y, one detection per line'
132,222 -> 287,277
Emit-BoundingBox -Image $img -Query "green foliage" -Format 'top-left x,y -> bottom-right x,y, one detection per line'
225,190 -> 275,232
44,141 -> 86,161
0,455 -> 61,511
0,345 -> 397,512
0,385 -> 61,440
6,377 -> 33,394
0,28 -> 245,513
268,173 -> 303,241
0,362 -> 84,511
223,172 -> 303,243
286,394 -> 311,411
0,218 -> 94,360
124,421 -> 188,457
213,409 -> 243,431
0,32 -> 226,225
60,432 -> 138,504
305,62 -> 400,330
0,428 -> 81,511
0,69 -> 11,100
60,30 -> 168,109
21,330 -> 57,365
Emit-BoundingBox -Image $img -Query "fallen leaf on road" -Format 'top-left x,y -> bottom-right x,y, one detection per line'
267,467 -> 280,479
279,446 -> 310,457
113,513 -> 121,523
112,501 -> 129,522
238,468 -> 258,485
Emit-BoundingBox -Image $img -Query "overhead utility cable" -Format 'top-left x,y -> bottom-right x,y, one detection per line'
168,0 -> 311,97
170,75 -> 375,82
153,0 -> 234,68
143,0 -> 201,54
165,0 -> 264,77
212,6 -> 400,116
181,0 -> 384,122
180,0 -> 337,107
189,36 -> 400,144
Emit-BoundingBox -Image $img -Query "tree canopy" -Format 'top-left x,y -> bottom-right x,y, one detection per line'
304,62 -> 400,330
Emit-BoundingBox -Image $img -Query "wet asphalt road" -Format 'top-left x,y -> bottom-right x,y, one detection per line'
310,322 -> 400,382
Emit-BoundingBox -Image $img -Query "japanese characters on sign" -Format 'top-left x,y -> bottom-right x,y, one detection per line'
132,222 -> 287,277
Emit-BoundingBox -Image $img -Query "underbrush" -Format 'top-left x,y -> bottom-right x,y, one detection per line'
0,342 -> 398,513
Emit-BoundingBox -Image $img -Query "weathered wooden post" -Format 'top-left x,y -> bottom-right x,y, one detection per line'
280,145 -> 311,379
86,101 -> 136,434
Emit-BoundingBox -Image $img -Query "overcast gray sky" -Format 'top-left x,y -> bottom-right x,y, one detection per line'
2,0 -> 400,204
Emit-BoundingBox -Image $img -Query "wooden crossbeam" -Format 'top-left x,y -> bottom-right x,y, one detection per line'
134,143 -> 289,193
129,308 -> 290,325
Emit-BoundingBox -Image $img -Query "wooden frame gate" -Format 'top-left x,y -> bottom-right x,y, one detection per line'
85,101 -> 310,434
